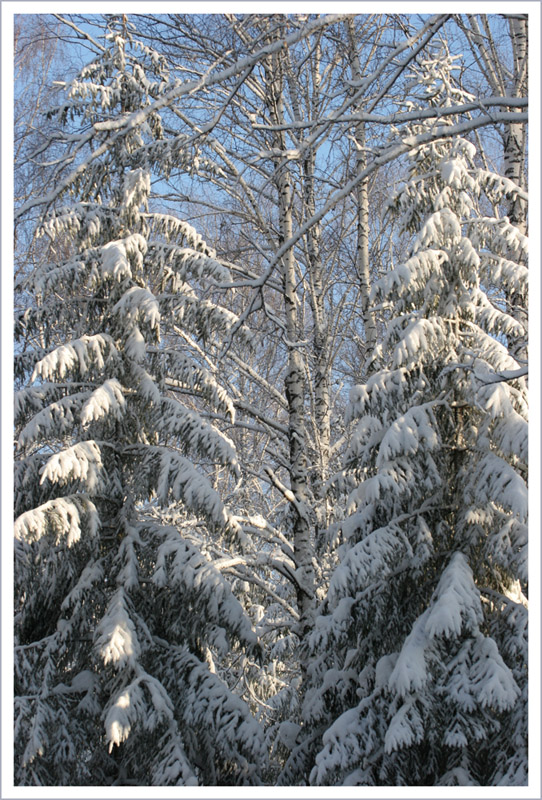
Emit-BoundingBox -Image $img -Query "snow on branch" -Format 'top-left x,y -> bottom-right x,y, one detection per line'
17,390 -> 89,448
472,453 -> 527,521
80,379 -> 127,428
14,495 -> 100,547
152,526 -> 256,648
31,334 -> 120,383
113,286 -> 161,334
96,588 -> 141,670
39,440 -> 108,494
143,446 -> 230,528
157,397 -> 239,475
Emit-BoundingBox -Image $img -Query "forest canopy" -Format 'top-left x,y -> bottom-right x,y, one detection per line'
10,8 -> 532,789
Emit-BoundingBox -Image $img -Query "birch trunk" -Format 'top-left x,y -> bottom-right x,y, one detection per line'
505,15 -> 528,231
504,16 -> 528,361
266,47 -> 315,636
284,40 -> 332,517
347,18 -> 378,364
300,146 -> 331,527
462,14 -> 528,360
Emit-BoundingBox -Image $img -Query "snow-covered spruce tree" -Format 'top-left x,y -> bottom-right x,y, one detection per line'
294,49 -> 528,787
14,27 -> 265,786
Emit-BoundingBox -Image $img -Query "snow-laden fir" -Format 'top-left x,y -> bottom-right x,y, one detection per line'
14,29 -> 264,786
295,48 -> 528,787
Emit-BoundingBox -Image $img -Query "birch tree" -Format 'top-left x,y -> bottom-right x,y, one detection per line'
459,13 -> 528,357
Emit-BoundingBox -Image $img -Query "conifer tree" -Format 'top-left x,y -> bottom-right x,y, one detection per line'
297,48 -> 528,787
14,15 -> 530,788
14,25 -> 265,786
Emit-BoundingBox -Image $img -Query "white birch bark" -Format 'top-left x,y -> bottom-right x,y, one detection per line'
284,43 -> 332,510
505,16 -> 528,361
504,15 -> 528,230
347,18 -> 378,366
265,45 -> 315,636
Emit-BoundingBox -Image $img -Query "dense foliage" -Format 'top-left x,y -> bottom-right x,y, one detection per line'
13,13 -> 528,788
300,51 -> 528,786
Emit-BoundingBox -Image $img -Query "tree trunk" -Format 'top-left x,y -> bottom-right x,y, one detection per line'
504,14 -> 528,231
347,18 -> 377,366
504,15 -> 528,361
266,46 -> 315,639
291,44 -> 332,518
